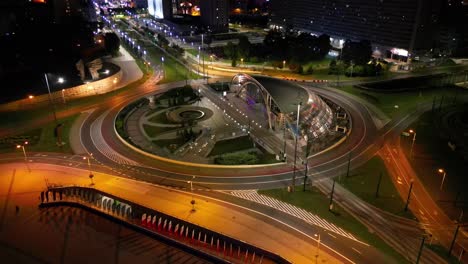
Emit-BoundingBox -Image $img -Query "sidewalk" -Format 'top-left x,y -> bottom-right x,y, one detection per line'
0,162 -> 342,264
109,46 -> 144,89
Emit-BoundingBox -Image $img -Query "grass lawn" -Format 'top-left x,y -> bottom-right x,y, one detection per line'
0,128 -> 42,153
142,124 -> 175,138
401,109 -> 468,220
339,156 -> 416,219
208,136 -> 254,156
258,153 -> 280,164
2,114 -> 80,154
337,85 -> 465,118
258,188 -> 407,263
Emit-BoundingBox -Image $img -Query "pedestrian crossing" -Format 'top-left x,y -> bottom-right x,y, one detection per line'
90,110 -> 140,166
229,190 -> 358,241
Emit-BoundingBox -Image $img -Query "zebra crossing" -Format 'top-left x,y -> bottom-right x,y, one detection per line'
229,190 -> 358,241
90,110 -> 141,166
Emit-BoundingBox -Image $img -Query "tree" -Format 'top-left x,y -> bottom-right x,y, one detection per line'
237,35 -> 251,60
317,34 -> 331,57
328,60 -> 337,75
263,30 -> 288,60
104,32 -> 120,57
224,41 -> 239,67
341,39 -> 372,65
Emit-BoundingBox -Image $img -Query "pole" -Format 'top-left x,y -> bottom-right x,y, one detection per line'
329,179 -> 335,211
440,171 -> 446,190
303,162 -> 308,192
292,103 -> 301,191
283,124 -> 287,161
404,181 -> 414,211
415,236 -> 425,264
315,234 -> 321,261
44,73 -> 58,123
375,172 -> 382,198
61,89 -> 66,104
346,151 -> 351,178
410,132 -> 416,158
448,225 -> 460,257
202,34 -> 206,83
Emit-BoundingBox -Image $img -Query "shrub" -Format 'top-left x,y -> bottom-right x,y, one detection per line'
214,152 -> 259,165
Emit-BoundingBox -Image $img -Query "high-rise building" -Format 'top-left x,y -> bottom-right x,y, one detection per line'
200,0 -> 229,32
270,0 -> 443,57
147,0 -> 172,19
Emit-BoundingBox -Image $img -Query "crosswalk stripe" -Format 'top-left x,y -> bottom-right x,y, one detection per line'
229,190 -> 358,241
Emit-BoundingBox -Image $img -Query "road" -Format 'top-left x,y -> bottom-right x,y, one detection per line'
0,162 -> 388,264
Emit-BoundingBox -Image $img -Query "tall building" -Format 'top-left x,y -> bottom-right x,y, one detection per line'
147,0 -> 228,32
200,0 -> 229,32
270,0 -> 443,58
147,0 -> 172,19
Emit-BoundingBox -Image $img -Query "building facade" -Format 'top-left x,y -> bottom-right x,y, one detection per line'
199,0 -> 229,32
270,0 -> 443,58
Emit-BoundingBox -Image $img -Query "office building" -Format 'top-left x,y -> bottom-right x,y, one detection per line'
270,0 -> 443,58
200,0 -> 229,32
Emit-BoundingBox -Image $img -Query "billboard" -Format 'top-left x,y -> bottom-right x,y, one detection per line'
148,0 -> 164,18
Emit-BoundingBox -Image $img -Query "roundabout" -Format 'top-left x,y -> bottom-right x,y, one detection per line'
77,73 -> 378,190
113,74 -> 352,167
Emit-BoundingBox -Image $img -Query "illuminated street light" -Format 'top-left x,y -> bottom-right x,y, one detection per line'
16,141 -> 30,172
16,141 -> 29,161
241,58 -> 244,68
161,56 -> 165,78
408,129 -> 416,158
44,73 -> 58,123
283,60 -> 286,70
28,95 -> 34,99
438,168 -> 447,190
83,154 -> 94,185
314,233 -> 321,261
188,176 -> 195,212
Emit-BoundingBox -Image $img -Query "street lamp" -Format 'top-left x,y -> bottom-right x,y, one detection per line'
283,60 -> 286,70
83,154 -> 94,185
44,73 -> 58,123
292,102 -> 302,191
188,176 -> 195,212
61,89 -> 66,104
16,141 -> 29,161
16,141 -> 30,172
161,56 -> 165,78
438,168 -> 447,190
314,233 -> 321,262
409,129 -> 416,158
241,58 -> 244,68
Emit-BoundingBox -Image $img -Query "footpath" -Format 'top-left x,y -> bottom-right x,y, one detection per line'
0,162 -> 343,264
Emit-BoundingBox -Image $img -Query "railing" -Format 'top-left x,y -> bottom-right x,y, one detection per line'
39,186 -> 290,264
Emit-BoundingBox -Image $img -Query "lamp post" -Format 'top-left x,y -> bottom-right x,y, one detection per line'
409,129 -> 416,158
44,73 -> 58,123
438,168 -> 447,190
16,141 -> 30,172
188,176 -> 195,212
83,154 -> 94,185
161,56 -> 165,79
241,58 -> 244,68
314,233 -> 321,263
292,102 -> 301,191
283,60 -> 286,70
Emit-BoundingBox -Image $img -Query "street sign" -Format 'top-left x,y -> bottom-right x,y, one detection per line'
401,132 -> 410,137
